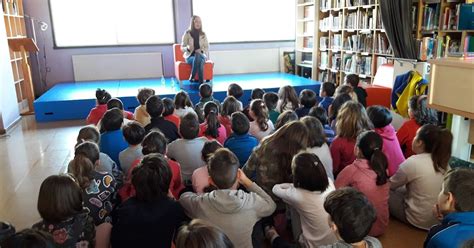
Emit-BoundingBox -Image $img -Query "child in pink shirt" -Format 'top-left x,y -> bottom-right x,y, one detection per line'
367,105 -> 405,176
335,131 -> 390,237
86,88 -> 112,125
330,101 -> 373,176
199,102 -> 227,145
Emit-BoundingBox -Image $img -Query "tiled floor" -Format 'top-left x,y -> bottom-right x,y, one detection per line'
0,116 -> 428,247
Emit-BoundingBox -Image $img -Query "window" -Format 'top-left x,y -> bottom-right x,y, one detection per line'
192,0 -> 295,43
49,0 -> 175,47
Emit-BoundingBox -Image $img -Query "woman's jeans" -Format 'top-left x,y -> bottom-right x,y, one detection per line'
186,52 -> 206,82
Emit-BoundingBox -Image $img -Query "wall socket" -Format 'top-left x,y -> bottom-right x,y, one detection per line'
46,67 -> 51,72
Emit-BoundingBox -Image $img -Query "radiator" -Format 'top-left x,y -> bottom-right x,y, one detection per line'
209,48 -> 281,75
72,52 -> 163,81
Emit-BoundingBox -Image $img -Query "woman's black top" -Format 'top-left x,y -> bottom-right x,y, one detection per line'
190,30 -> 200,56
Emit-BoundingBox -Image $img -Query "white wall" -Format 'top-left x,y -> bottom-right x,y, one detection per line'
0,15 -> 20,132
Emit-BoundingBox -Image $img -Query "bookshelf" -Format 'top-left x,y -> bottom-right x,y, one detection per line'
413,0 -> 474,60
2,0 -> 30,114
295,0 -> 319,79
315,0 -> 393,85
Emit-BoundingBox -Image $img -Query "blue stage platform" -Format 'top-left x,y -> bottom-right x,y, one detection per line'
34,73 -> 321,122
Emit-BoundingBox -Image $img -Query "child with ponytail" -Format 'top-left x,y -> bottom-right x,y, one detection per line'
87,88 -> 112,125
390,124 -> 452,230
68,141 -> 117,248
199,102 -> 227,144
335,131 -> 390,237
397,95 -> 438,158
249,99 -> 274,142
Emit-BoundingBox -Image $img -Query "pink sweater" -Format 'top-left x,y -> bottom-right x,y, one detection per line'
335,159 -> 390,237
374,125 -> 405,176
330,137 -> 356,177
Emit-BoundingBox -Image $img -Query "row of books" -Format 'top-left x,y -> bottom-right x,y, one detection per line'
417,35 -> 466,60
320,0 -> 344,10
422,4 -> 441,30
345,0 -> 375,7
374,33 -> 392,54
320,37 -> 329,50
376,56 -> 389,70
318,71 -> 338,84
331,34 -> 343,50
304,5 -> 315,19
320,14 -> 343,31
304,37 -> 314,48
344,9 -> 375,30
441,4 -> 460,30
342,54 -> 372,75
343,34 -> 373,53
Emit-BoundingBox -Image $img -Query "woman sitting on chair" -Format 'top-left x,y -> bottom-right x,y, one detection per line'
181,15 -> 209,83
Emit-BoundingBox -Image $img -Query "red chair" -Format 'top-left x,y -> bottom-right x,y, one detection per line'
173,44 -> 214,82
365,63 -> 394,108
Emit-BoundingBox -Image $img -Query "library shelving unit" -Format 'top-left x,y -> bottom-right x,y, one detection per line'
295,0 -> 319,79
315,0 -> 393,85
413,0 -> 474,61
2,0 -> 32,114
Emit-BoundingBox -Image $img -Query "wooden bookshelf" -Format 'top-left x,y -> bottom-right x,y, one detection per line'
315,0 -> 393,85
2,0 -> 31,114
413,0 -> 474,61
295,0 -> 319,79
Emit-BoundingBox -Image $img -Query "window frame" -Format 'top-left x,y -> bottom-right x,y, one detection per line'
48,0 -> 177,49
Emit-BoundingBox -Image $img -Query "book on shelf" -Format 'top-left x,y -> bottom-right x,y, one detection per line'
358,9 -> 374,30
320,37 -> 329,50
321,0 -> 331,10
331,34 -> 343,50
463,35 -> 474,57
345,11 -> 359,30
418,37 -> 435,60
331,53 -> 341,71
376,8 -> 383,29
320,17 -> 331,30
304,5 -> 315,19
304,37 -> 314,48
330,12 -> 343,30
376,56 -> 388,70
458,4 -> 474,30
345,0 -> 375,7
320,51 -> 329,68
374,32 -> 391,54
344,35 -> 360,51
360,34 -> 373,53
302,53 -> 313,62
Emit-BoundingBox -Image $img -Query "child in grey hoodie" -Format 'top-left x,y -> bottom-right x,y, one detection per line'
179,148 -> 276,248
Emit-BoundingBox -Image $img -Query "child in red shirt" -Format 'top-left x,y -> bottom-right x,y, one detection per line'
86,88 -> 111,125
397,95 -> 438,158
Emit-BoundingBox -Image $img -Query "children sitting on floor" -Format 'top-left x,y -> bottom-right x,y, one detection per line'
87,88 -> 112,125
119,121 -> 145,174
224,112 -> 259,167
425,168 -> 474,248
248,99 -> 275,141
335,131 -> 390,237
277,85 -> 299,113
111,154 -> 187,247
179,148 -> 276,248
328,93 -> 353,130
176,219 -> 234,248
345,74 -> 367,107
263,92 -> 280,124
32,174 -> 95,247
219,96 -> 242,137
390,124 -> 452,230
196,83 -> 221,113
301,116 -> 334,180
227,83 -> 244,110
318,82 -> 336,114
272,152 -> 337,247
68,141 -> 117,247
397,95 -> 438,158
199,102 -> 227,144
134,88 -> 155,126
308,106 -> 335,144
99,108 -> 129,168
167,113 -> 208,185
295,89 -> 318,118
145,95 -> 180,142
367,105 -> 405,176
174,91 -> 197,118
162,97 -> 181,129
330,101 -> 373,177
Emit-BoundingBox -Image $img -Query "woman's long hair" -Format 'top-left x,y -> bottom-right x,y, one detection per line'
250,99 -> 269,132
278,86 -> 299,112
188,15 -> 204,34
